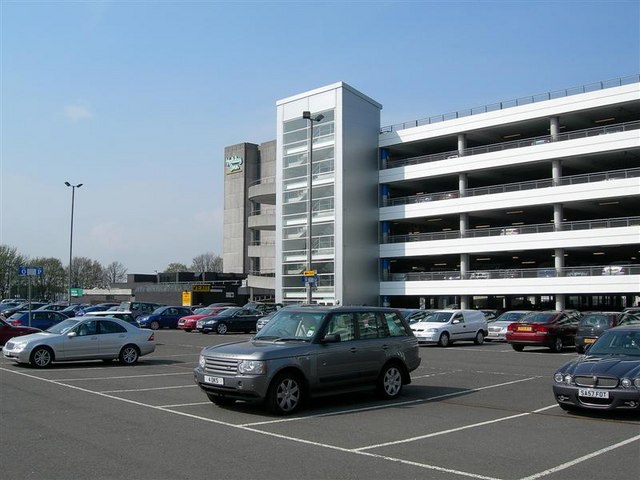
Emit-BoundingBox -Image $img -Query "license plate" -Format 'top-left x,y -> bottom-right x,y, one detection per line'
204,375 -> 224,385
517,326 -> 532,332
584,338 -> 595,344
578,388 -> 609,399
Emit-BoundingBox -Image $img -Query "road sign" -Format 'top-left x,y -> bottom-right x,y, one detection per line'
303,276 -> 318,284
18,266 -> 44,276
303,270 -> 317,277
69,288 -> 84,297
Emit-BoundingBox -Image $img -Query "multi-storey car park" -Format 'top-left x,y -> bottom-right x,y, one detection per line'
223,75 -> 640,311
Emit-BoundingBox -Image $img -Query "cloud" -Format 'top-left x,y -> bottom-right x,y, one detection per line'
64,102 -> 94,121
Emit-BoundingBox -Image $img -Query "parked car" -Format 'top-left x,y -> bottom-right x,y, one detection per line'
85,310 -> 138,326
399,309 -> 436,325
3,316 -> 156,368
6,310 -> 69,331
116,301 -> 163,319
575,311 -> 640,353
77,303 -> 120,315
243,302 -> 283,314
194,306 -> 421,415
602,261 -> 629,276
137,306 -> 193,330
0,318 -> 41,346
35,302 -> 69,312
255,310 -> 278,332
178,306 -> 232,332
1,298 -> 26,305
410,309 -> 488,347
506,310 -> 581,352
1,302 -> 47,318
197,307 -> 264,334
486,310 -> 532,341
207,302 -> 239,308
552,325 -> 640,412
60,303 -> 90,317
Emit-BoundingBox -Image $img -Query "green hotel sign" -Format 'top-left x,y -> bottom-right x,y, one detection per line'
69,288 -> 84,297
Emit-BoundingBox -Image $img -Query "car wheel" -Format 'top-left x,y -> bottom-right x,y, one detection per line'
550,337 -> 563,353
216,323 -> 228,335
119,345 -> 139,365
207,393 -> 235,407
267,372 -> 304,415
149,321 -> 160,330
437,332 -> 450,347
30,346 -> 53,368
377,363 -> 403,399
511,344 -> 525,352
474,331 -> 485,345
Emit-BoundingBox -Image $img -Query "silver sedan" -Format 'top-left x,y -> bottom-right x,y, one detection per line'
2,316 -> 156,368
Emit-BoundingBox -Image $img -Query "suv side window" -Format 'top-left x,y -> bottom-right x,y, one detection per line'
356,312 -> 379,339
385,312 -> 409,337
326,313 -> 354,342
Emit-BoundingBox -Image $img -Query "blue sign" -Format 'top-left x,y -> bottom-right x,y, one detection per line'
302,275 -> 318,284
18,266 -> 44,276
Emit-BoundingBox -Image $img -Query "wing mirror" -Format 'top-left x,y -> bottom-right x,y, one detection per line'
67,331 -> 77,338
321,333 -> 341,343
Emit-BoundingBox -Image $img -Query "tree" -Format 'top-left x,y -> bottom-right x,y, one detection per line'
31,257 -> 66,301
69,257 -> 105,289
0,245 -> 27,299
104,261 -> 127,284
191,253 -> 223,273
164,263 -> 189,273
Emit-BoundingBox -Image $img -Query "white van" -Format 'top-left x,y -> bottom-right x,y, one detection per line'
410,309 -> 488,347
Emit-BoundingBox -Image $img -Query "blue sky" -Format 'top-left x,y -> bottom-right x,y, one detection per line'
1,1 -> 638,274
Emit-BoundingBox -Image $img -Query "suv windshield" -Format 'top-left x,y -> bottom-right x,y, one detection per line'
256,309 -> 326,340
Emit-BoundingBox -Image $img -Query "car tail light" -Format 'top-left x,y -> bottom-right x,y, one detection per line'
533,324 -> 548,334
507,323 -> 516,332
148,333 -> 155,341
11,320 -> 22,326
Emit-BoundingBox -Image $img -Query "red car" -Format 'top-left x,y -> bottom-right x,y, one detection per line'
0,317 -> 41,346
506,310 -> 581,352
177,306 -> 230,332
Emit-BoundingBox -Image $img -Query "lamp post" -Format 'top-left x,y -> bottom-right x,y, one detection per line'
302,111 -> 324,305
65,182 -> 83,302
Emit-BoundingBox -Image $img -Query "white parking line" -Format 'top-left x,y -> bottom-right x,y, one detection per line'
55,372 -> 193,381
159,401 -> 211,408
2,367 -> 637,480
99,385 -> 197,393
518,433 -> 640,480
356,404 -> 558,451
241,376 -> 540,427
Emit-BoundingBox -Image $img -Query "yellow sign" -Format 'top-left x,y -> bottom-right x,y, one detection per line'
303,270 -> 317,277
182,290 -> 192,307
193,284 -> 211,292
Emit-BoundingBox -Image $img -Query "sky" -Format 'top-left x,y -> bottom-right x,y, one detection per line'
1,0 -> 639,274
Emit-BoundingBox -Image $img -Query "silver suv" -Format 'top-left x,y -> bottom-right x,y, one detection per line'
194,306 -> 421,415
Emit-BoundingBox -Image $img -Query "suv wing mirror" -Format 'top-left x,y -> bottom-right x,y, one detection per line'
321,333 -> 341,343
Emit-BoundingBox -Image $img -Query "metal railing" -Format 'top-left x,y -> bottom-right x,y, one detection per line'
384,265 -> 640,282
384,216 -> 640,244
384,120 -> 640,170
384,167 -> 640,207
380,75 -> 639,134
248,270 -> 276,277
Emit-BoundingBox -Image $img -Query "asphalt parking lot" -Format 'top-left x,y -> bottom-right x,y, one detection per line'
1,331 -> 638,480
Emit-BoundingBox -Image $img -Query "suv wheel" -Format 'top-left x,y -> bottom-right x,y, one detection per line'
377,363 -> 403,399
267,372 -> 304,415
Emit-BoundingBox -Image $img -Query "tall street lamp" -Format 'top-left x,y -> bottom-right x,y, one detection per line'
65,182 -> 83,301
302,111 -> 324,304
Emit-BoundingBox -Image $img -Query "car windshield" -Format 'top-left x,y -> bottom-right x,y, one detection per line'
46,319 -> 80,334
588,330 -> 640,356
619,314 -> 640,326
255,310 -> 326,341
519,312 -> 555,323
416,312 -> 453,323
496,311 -> 528,322
579,314 -> 612,328
217,308 -> 242,317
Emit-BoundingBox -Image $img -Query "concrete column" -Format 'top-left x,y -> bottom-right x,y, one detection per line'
552,159 -> 562,186
550,116 -> 560,141
555,248 -> 565,310
457,133 -> 467,156
460,296 -> 470,309
554,204 -> 563,231
380,148 -> 389,169
460,212 -> 469,237
460,253 -> 469,279
459,172 -> 468,197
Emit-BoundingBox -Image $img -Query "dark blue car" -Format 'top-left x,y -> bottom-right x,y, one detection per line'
137,306 -> 193,330
6,310 -> 69,330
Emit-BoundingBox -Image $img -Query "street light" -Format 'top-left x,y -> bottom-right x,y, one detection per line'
65,182 -> 83,302
302,111 -> 324,304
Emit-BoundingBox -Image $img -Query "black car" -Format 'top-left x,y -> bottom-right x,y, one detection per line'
575,311 -> 640,353
198,307 -> 264,334
1,302 -> 47,318
553,325 -> 640,412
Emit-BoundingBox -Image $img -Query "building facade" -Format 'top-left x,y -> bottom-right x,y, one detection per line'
225,75 -> 640,310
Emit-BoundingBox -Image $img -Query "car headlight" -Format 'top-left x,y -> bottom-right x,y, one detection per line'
205,320 -> 216,326
238,360 -> 266,375
634,378 -> 640,388
621,378 -> 632,388
553,373 -> 564,383
199,355 -> 206,368
563,374 -> 573,384
426,328 -> 439,333
12,342 -> 27,353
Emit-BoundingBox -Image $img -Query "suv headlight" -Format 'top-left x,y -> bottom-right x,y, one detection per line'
238,360 -> 266,375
